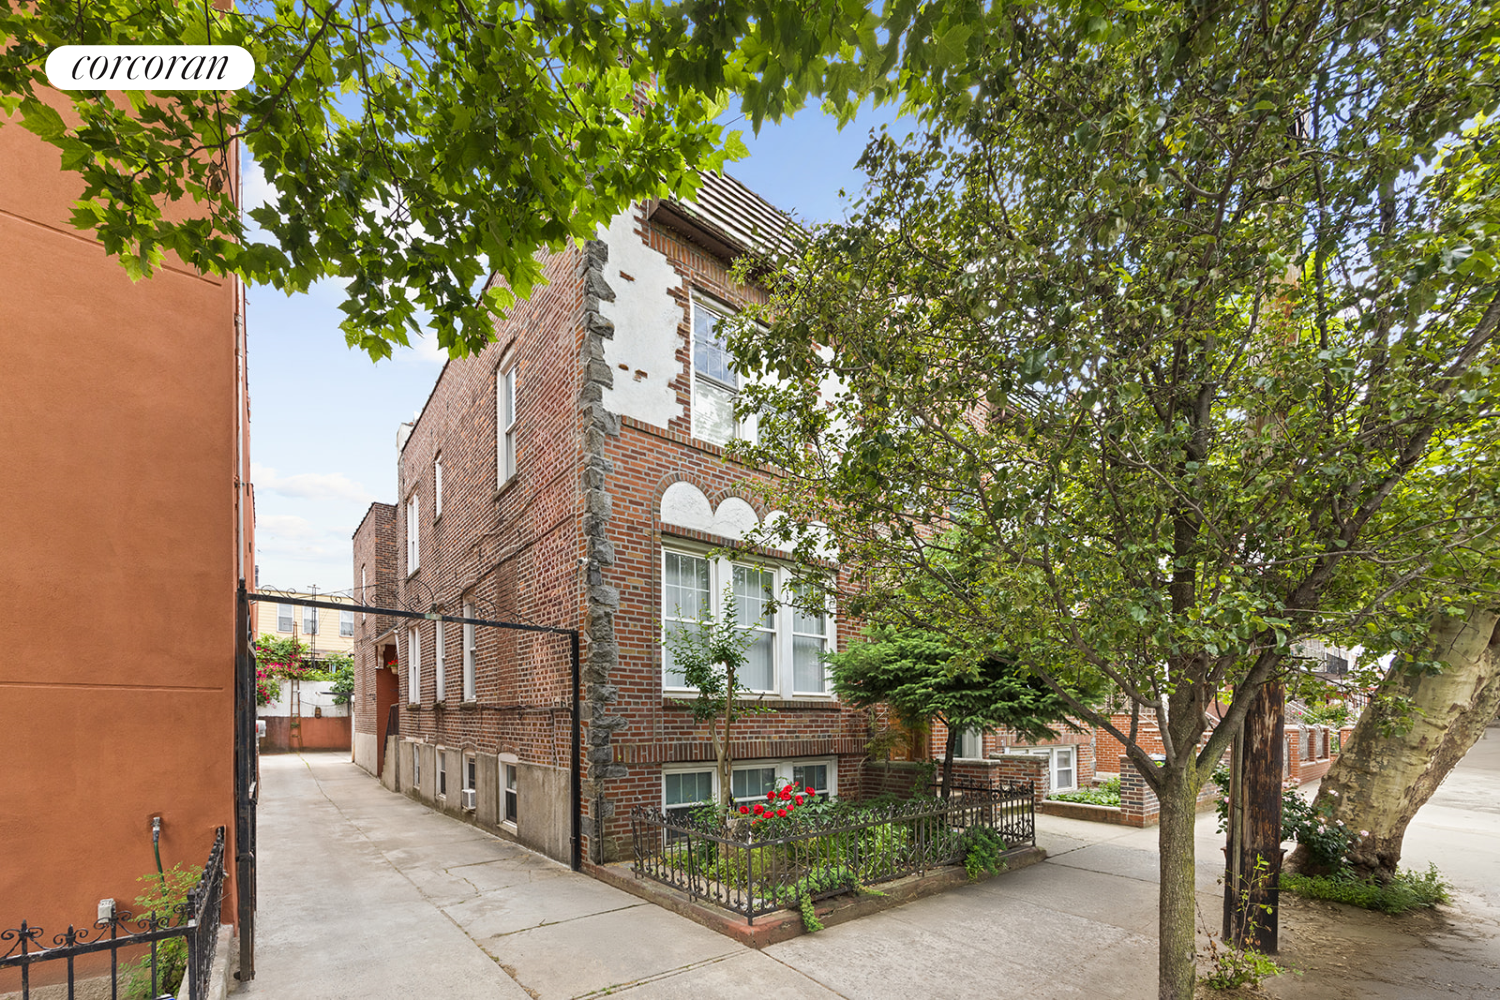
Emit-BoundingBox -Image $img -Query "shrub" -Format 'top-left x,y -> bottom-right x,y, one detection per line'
1050,776 -> 1120,807
962,827 -> 1008,881
1281,864 -> 1450,915
122,863 -> 201,1000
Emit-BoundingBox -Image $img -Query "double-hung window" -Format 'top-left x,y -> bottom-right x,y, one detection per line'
662,550 -> 831,698
434,455 -> 443,518
690,298 -> 739,446
790,583 -> 830,695
412,743 -> 421,787
665,758 -> 836,821
503,764 -> 519,823
340,610 -> 354,637
1013,745 -> 1077,793
497,367 -> 517,485
407,494 -> 420,573
461,601 -> 476,702
437,751 -> 447,797
955,728 -> 984,759
277,604 -> 293,633
303,607 -> 318,635
360,567 -> 367,619
407,626 -> 421,704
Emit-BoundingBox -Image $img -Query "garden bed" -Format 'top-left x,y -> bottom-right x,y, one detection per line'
629,783 -> 1035,930
596,843 -> 1047,948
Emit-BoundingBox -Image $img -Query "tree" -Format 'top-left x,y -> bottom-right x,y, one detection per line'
1290,604 -> 1500,880
661,586 -> 758,815
725,5 -> 1500,998
828,625 -> 1085,797
0,0 -> 987,358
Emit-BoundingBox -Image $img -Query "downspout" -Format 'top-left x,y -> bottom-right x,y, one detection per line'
571,632 -> 581,871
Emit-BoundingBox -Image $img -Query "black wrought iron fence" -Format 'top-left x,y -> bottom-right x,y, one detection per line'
1,826 -> 226,1000
631,785 -> 1033,923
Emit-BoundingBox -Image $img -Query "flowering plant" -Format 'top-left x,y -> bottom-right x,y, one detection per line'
256,668 -> 281,707
745,780 -> 819,829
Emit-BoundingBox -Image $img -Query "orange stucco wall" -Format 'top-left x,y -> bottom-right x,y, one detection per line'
0,101 -> 249,957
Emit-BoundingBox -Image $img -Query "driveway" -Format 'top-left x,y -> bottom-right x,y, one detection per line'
238,733 -> 1500,999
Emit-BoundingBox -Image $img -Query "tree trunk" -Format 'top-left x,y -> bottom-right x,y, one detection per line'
717,660 -> 737,812
940,722 -> 957,801
1226,681 -> 1283,951
1289,606 -> 1500,880
1157,763 -> 1201,1000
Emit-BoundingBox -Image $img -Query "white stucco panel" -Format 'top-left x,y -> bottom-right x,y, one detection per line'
713,497 -> 760,541
660,482 -> 716,533
598,209 -> 685,428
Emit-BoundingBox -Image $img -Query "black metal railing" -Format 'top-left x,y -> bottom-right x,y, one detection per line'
1,827 -> 226,1000
631,785 -> 1033,923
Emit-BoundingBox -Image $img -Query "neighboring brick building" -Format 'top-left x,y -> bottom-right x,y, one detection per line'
351,500 -> 399,775
928,718 -> 1097,797
352,175 -> 871,864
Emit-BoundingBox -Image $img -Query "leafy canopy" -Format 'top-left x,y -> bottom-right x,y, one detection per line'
0,0 -> 1016,358
828,625 -> 1086,744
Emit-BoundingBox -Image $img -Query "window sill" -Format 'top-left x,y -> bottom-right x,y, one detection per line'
407,702 -> 421,710
492,477 -> 518,503
459,700 -> 479,710
662,696 -> 842,711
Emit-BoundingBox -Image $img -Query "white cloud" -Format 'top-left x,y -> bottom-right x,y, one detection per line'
253,464 -> 374,504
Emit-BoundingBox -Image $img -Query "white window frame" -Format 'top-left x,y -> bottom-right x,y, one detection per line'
361,566 -> 367,620
689,295 -> 742,447
502,760 -> 519,826
435,616 -> 446,702
437,749 -> 448,798
662,757 -> 838,814
407,625 -> 421,704
661,546 -> 835,699
340,609 -> 354,637
464,754 -> 476,793
497,366 -> 517,486
412,742 -> 421,788
277,604 -> 294,633
406,493 -> 420,574
462,601 -> 476,702
955,728 -> 985,760
434,454 -> 443,519
1012,745 -> 1078,793
303,606 -> 318,635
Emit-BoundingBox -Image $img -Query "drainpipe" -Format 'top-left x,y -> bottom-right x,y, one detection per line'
570,631 -> 581,872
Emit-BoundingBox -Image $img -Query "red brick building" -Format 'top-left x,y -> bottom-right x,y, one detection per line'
352,176 -> 871,863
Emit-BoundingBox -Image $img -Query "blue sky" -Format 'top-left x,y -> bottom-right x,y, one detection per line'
247,101 -> 909,593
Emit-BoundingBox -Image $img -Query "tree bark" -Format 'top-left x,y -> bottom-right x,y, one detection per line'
1158,763 -> 1202,1000
940,722 -> 957,801
1289,606 -> 1500,880
1226,681 -> 1283,951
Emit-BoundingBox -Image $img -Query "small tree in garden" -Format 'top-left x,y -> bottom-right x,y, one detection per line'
828,626 -> 1087,797
662,588 -> 759,815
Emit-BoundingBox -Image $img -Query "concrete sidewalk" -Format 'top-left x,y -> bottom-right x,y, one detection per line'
238,739 -> 1500,1000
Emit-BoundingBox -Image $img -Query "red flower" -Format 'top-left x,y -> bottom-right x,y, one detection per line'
805,787 -> 817,797
739,805 -> 750,815
780,789 -> 792,801
753,803 -> 764,815
795,795 -> 804,805
767,790 -> 776,800
777,808 -> 788,818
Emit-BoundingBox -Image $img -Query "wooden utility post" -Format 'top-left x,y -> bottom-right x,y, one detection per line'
1224,680 -> 1285,951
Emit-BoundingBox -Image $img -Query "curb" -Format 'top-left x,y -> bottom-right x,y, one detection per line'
587,844 -> 1048,949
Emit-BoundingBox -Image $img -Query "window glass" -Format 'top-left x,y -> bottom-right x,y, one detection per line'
462,600 -> 477,701
692,301 -> 736,388
694,382 -> 736,446
1054,747 -> 1076,792
498,369 -> 517,484
408,626 -> 421,703
340,610 -> 354,636
957,729 -> 984,759
731,767 -> 777,802
793,764 -> 829,795
504,764 -> 518,822
791,583 -> 828,693
407,495 -> 420,571
437,753 -> 447,796
664,770 -> 714,823
662,552 -> 710,688
277,604 -> 293,632
434,456 -> 443,517
733,565 -> 775,691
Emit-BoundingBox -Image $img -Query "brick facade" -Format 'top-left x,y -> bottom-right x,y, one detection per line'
354,193 -> 872,864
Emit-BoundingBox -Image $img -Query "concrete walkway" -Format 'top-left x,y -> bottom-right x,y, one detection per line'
239,735 -> 1500,999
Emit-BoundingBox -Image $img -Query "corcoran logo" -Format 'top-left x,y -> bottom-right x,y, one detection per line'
45,45 -> 254,91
